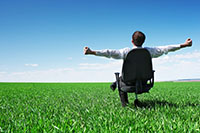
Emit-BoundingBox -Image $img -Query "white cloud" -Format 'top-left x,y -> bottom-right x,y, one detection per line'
79,60 -> 122,70
153,50 -> 200,81
25,64 -> 39,67
0,72 -> 7,74
0,72 -> 7,78
1,68 -> 74,82
67,57 -> 73,60
0,61 -> 122,82
81,57 -> 88,60
173,50 -> 200,59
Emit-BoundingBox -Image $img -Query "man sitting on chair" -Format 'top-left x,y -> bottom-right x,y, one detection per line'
83,31 -> 192,106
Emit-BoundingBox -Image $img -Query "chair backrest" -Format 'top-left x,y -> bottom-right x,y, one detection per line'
122,48 -> 153,83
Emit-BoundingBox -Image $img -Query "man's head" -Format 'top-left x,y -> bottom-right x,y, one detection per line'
132,31 -> 146,47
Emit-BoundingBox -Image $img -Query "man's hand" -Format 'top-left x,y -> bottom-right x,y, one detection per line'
84,47 -> 96,55
181,38 -> 192,48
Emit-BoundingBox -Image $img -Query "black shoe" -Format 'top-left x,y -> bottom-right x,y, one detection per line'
134,99 -> 140,107
122,102 -> 128,107
120,92 -> 129,107
110,82 -> 117,91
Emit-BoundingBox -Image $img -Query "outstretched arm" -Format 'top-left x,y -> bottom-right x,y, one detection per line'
147,38 -> 193,58
83,47 -> 130,59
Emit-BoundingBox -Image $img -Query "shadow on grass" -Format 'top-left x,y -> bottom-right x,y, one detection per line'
129,100 -> 199,109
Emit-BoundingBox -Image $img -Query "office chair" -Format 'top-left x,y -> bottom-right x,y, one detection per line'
114,48 -> 155,106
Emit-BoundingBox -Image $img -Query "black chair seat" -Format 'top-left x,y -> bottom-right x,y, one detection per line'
119,79 -> 152,93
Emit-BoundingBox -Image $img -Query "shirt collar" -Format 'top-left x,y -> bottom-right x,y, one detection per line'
133,45 -> 142,48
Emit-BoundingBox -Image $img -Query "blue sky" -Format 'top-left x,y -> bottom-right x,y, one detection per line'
0,0 -> 200,82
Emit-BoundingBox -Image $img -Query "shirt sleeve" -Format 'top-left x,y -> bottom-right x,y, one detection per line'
95,47 -> 131,59
145,44 -> 181,58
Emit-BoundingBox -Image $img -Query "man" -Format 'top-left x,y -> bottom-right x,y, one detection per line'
83,31 -> 192,106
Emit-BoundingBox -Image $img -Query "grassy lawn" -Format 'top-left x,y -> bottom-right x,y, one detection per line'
0,82 -> 200,132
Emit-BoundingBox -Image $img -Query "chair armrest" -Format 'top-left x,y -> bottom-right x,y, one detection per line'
151,70 -> 155,87
114,72 -> 120,88
115,72 -> 120,82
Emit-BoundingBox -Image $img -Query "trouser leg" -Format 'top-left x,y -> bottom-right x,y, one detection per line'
124,92 -> 129,104
119,90 -> 129,107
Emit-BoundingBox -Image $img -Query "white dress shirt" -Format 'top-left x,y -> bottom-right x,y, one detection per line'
95,44 -> 181,59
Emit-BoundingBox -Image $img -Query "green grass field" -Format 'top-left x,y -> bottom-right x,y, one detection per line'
0,82 -> 200,132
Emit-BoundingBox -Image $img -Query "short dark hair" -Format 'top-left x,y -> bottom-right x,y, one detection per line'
132,31 -> 146,46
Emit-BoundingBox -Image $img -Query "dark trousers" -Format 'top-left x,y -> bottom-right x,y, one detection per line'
115,77 -> 147,107
115,76 -> 129,107
119,90 -> 129,107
